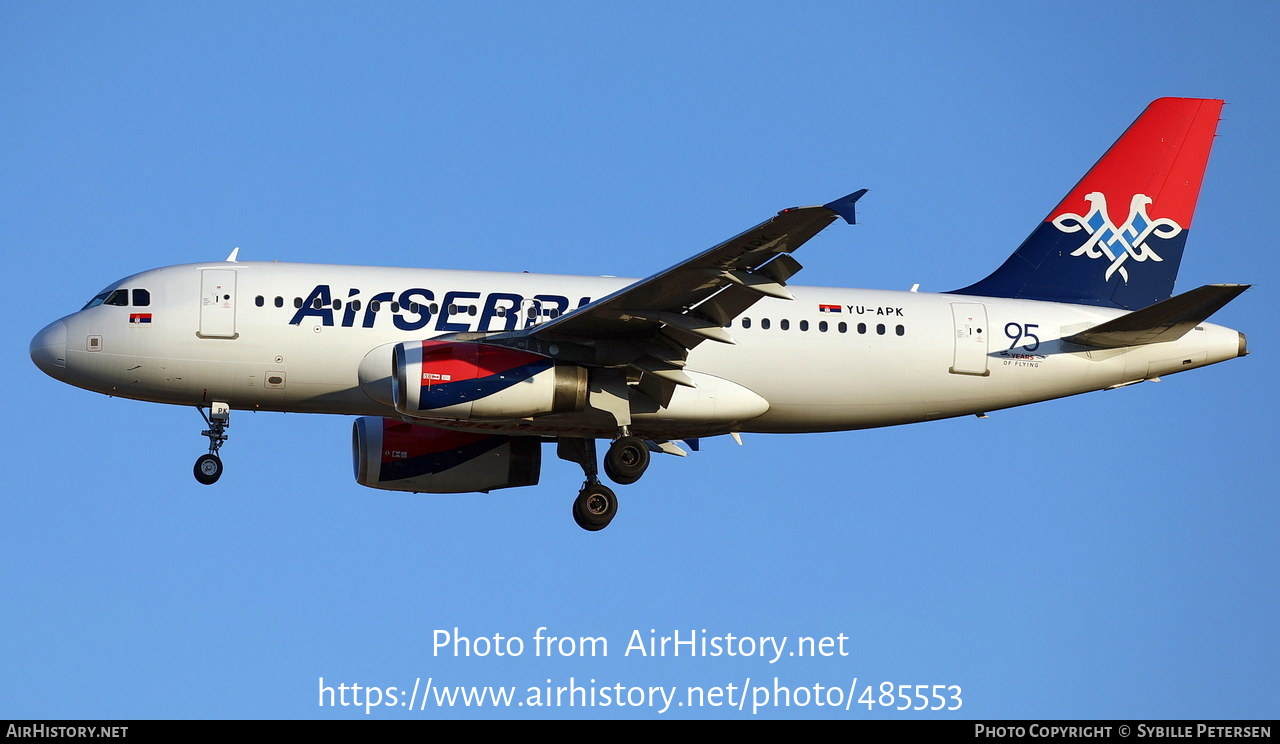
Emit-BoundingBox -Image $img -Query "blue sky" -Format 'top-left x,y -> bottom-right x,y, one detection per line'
3,2 -> 1276,719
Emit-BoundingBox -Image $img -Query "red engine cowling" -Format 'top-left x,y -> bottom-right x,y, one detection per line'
352,417 -> 540,493
392,340 -> 587,420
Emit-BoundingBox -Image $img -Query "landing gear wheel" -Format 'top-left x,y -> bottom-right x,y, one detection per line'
194,454 -> 223,485
572,483 -> 618,531
604,435 -> 649,485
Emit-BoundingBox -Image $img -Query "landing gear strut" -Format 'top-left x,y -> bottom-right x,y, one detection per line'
193,403 -> 230,485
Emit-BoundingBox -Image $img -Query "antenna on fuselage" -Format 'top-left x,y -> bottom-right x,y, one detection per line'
225,247 -> 240,263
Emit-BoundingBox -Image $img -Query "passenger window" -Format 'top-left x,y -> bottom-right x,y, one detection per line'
294,297 -> 303,308
799,320 -> 809,332
255,296 -> 264,307
312,298 -> 322,309
838,322 -> 847,333
370,301 -> 381,312
390,302 -> 400,313
896,325 -> 905,336
742,317 -> 752,329
274,296 -> 283,308
819,321 -> 828,332
761,318 -> 771,330
876,323 -> 886,335
857,322 -> 867,334
132,289 -> 150,307
351,300 -> 361,311
780,319 -> 790,331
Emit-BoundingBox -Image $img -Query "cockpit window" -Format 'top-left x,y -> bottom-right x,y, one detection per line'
82,290 -> 113,310
82,287 -> 139,309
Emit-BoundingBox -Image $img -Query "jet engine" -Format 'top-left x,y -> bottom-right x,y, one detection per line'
391,340 -> 587,420
352,417 -> 541,493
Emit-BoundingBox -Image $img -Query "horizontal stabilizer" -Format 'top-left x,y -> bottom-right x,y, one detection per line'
1063,284 -> 1249,349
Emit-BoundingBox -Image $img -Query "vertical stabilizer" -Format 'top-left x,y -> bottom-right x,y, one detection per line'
952,98 -> 1223,309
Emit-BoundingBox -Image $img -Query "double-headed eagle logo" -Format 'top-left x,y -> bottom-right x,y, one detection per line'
1052,193 -> 1183,283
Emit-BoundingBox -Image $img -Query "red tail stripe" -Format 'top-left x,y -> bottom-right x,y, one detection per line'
1048,97 -> 1222,228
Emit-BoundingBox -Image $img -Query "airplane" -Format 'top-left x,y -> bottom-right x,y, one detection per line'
29,97 -> 1248,531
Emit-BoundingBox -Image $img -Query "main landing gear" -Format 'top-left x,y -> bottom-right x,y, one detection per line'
573,480 -> 618,532
560,433 -> 653,532
603,434 -> 650,485
193,403 -> 230,485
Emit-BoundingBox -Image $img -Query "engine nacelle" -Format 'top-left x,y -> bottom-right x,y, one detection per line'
352,417 -> 540,493
392,340 -> 587,420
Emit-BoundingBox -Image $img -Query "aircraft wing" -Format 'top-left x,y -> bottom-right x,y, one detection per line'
498,190 -> 866,393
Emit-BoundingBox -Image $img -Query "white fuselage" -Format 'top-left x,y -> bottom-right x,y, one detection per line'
32,260 -> 1245,440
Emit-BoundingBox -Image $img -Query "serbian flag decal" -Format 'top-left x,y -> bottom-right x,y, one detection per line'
818,304 -> 842,313
129,313 -> 152,325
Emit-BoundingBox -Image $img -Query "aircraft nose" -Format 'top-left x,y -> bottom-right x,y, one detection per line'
30,320 -> 68,380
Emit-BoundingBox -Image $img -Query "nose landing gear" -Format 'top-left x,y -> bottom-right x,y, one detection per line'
193,403 -> 230,485
194,453 -> 222,485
